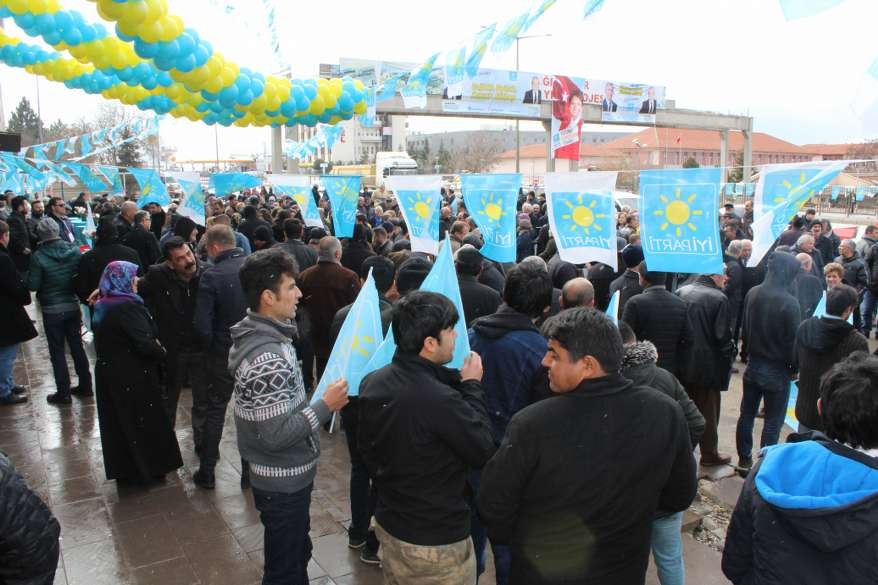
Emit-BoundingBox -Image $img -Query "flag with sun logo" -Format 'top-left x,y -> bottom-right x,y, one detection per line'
461,173 -> 521,263
169,171 -> 206,226
749,161 -> 847,266
785,380 -> 799,430
402,53 -> 440,109
545,171 -> 618,268
640,167 -> 723,274
128,167 -> 170,209
421,240 -> 471,370
210,172 -> 262,195
311,271 -> 383,403
272,174 -> 323,228
386,175 -> 443,255
322,175 -> 362,238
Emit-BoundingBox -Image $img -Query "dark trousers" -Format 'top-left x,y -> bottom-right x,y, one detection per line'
687,383 -> 722,460
736,359 -> 790,462
469,470 -> 511,584
340,403 -> 379,553
200,351 -> 234,471
164,349 -> 207,431
293,335 -> 314,392
43,310 -> 91,398
253,484 -> 313,585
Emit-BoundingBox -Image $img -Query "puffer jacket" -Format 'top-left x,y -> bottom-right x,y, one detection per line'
27,240 -> 81,313
0,451 -> 61,583
835,253 -> 868,291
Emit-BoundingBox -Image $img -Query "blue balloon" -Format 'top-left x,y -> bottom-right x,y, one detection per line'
44,31 -> 62,46
15,13 -> 35,29
237,89 -> 254,106
157,39 -> 180,61
338,94 -> 354,113
176,54 -> 196,72
157,71 -> 173,86
235,74 -> 251,92
301,114 -> 317,127
63,28 -> 83,46
201,90 -> 219,101
177,32 -> 196,54
280,100 -> 295,117
81,26 -> 98,43
54,10 -> 72,30
218,85 -> 238,107
141,76 -> 158,91
317,112 -> 332,123
134,62 -> 151,80
303,85 -> 317,100
193,45 -> 210,67
134,39 -> 158,59
34,13 -> 55,35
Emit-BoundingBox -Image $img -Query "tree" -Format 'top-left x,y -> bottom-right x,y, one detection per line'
7,97 -> 44,147
682,157 -> 700,168
846,140 -> 878,174
312,158 -> 333,173
727,152 -> 744,183
446,134 -> 503,174
93,103 -> 145,168
44,119 -> 72,143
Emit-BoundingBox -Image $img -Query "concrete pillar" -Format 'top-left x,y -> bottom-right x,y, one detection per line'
742,129 -> 752,184
271,126 -> 283,174
542,120 -> 554,173
719,129 -> 729,184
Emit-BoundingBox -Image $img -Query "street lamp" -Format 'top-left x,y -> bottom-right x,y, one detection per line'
515,33 -> 552,174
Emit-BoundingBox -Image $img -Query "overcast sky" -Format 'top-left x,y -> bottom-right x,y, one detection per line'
1,0 -> 876,161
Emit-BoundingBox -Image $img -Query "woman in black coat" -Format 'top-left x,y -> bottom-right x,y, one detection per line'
92,261 -> 182,483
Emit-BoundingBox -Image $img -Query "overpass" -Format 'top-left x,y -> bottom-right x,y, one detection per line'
271,96 -> 754,181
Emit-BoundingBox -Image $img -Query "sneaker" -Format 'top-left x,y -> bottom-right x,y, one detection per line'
71,385 -> 93,397
11,385 -> 26,395
192,468 -> 215,490
0,393 -> 27,406
46,393 -> 72,405
359,548 -> 380,566
736,458 -> 753,478
348,536 -> 366,549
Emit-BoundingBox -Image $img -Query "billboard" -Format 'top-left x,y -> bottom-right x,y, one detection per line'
598,80 -> 665,123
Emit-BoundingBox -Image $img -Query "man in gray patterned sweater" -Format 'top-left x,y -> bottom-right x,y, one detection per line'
230,248 -> 349,585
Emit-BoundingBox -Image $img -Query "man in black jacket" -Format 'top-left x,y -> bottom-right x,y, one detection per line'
6,196 -> 31,275
793,252 -> 824,320
478,308 -> 696,585
610,243 -> 644,316
737,252 -> 802,476
114,200 -> 137,241
193,225 -> 248,489
678,271 -> 735,467
75,219 -> 142,305
358,291 -> 494,584
455,245 -> 501,327
122,210 -> 161,269
835,239 -> 867,329
621,265 -> 691,377
723,353 -> 878,585
277,219 -> 317,272
237,205 -> 271,250
139,237 -> 205,430
0,221 -> 37,405
793,284 -> 867,433
619,321 -> 704,585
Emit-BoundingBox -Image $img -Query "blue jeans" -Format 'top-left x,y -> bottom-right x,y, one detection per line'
736,359 -> 790,462
43,310 -> 91,397
253,483 -> 313,585
860,289 -> 877,335
0,343 -> 19,398
651,512 -> 685,585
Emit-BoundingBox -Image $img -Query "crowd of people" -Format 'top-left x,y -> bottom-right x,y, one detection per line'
0,182 -> 877,585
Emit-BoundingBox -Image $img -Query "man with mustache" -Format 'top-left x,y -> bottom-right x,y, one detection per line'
138,236 -> 206,433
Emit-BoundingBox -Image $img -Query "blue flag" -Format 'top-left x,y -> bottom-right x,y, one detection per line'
444,46 -> 467,87
377,74 -> 402,102
545,171 -> 618,268
583,0 -> 606,18
811,290 -> 853,323
361,86 -> 377,128
272,174 -> 323,228
750,161 -> 846,266
402,53 -> 440,108
64,162 -> 109,193
210,172 -> 262,195
85,202 -> 96,247
491,12 -> 529,53
465,24 -> 496,77
461,173 -> 520,263
97,166 -> 124,195
420,241 -> 471,370
177,178 -> 206,226
778,0 -> 847,21
785,381 -> 799,430
79,134 -> 92,158
361,328 -> 397,384
606,290 -> 620,326
524,0 -> 558,31
310,272 -> 383,403
322,175 -> 361,238
386,175 -> 443,255
640,167 -> 724,274
128,167 -> 170,208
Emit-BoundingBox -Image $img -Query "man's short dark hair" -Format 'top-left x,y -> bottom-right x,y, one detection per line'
638,264 -> 668,288
541,308 -> 623,372
283,218 -> 304,240
805,208 -> 816,216
503,263 -> 553,318
361,256 -> 395,295
826,284 -> 859,317
618,321 -> 636,345
0,219 -> 8,238
820,352 -> 878,449
392,291 -> 459,354
865,225 -> 877,235
162,236 -> 188,259
10,195 -> 27,213
239,248 -> 298,312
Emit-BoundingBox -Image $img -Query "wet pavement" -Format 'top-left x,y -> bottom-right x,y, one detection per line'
10,307 -> 870,584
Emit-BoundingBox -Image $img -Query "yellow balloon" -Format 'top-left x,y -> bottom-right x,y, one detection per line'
328,115 -> 342,125
323,94 -> 338,109
354,79 -> 365,91
205,78 -> 223,94
160,16 -> 183,41
145,0 -> 166,23
309,95 -> 325,116
6,0 -> 27,15
354,101 -> 367,115
316,78 -> 329,89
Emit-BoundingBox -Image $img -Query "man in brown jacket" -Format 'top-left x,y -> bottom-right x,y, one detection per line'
298,236 -> 361,378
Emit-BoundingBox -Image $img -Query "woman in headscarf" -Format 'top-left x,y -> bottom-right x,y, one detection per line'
92,261 -> 183,484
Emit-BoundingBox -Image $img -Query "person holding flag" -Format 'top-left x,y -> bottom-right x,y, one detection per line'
230,248 -> 349,584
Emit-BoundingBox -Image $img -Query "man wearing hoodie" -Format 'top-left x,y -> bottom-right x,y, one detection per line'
455,245 -> 501,327
722,352 -> 878,585
619,321 -> 704,585
230,248 -> 349,584
794,284 -> 867,433
28,218 -> 92,404
736,252 -> 802,476
468,262 -> 553,585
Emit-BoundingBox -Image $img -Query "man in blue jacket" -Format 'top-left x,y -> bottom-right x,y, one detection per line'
723,351 -> 878,585
468,262 -> 553,584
